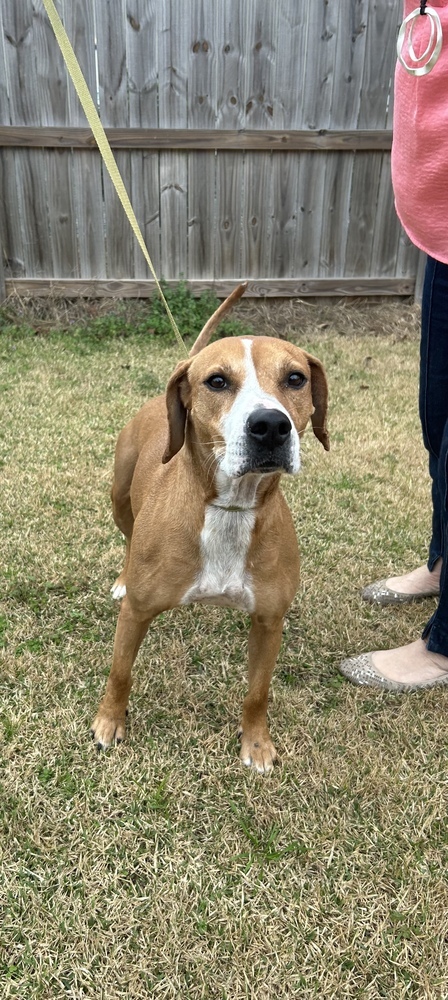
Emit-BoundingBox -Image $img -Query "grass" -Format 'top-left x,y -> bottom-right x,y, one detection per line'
1,294 -> 448,998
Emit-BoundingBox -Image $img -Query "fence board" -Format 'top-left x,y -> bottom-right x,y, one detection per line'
186,2 -> 219,279
344,0 -> 402,278
270,1 -> 308,277
33,1 -> 79,280
214,1 -> 245,278
371,156 -> 401,278
1,1 -> 53,278
126,0 -> 161,280
0,233 -> 5,299
0,127 -> 394,150
11,276 -> 416,298
63,0 -> 106,280
318,0 -> 368,277
0,11 -> 23,278
242,0 -> 279,278
96,0 -> 134,279
295,3 -> 340,282
158,2 -> 188,280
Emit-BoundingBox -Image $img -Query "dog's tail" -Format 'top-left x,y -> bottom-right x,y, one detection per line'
188,282 -> 248,357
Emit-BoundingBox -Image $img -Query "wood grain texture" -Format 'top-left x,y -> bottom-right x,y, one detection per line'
241,1 -> 278,278
0,5 -> 24,279
317,0 -> 368,278
345,0 -> 403,279
187,2 -> 219,279
0,126 -> 393,150
36,0 -> 78,280
0,231 -> 5,299
9,277 -> 416,298
158,2 -> 188,280
214,1 -> 245,278
0,0 -> 418,297
126,0 -> 161,280
1,2 -> 54,277
299,0 -> 339,278
62,0 -> 106,279
270,2 -> 308,278
95,0 -> 134,279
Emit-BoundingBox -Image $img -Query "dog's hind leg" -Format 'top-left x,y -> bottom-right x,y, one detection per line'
91,597 -> 152,747
110,425 -> 138,599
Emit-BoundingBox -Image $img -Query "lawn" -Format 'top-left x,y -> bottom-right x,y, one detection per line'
1,294 -> 447,999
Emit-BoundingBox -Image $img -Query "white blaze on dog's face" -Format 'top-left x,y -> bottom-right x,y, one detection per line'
219,338 -> 301,476
164,336 -> 329,477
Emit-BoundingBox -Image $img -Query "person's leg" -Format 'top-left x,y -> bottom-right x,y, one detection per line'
363,256 -> 446,602
342,258 -> 448,687
423,415 -> 448,655
419,255 -> 448,568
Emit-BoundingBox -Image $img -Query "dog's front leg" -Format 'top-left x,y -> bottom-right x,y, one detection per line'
239,613 -> 284,774
91,597 -> 151,748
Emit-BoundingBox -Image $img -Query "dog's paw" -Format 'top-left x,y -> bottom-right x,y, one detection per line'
238,729 -> 277,774
90,710 -> 126,749
111,579 -> 126,600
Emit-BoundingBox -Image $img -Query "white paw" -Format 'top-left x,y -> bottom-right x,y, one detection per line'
239,734 -> 277,774
241,754 -> 275,775
111,583 -> 126,600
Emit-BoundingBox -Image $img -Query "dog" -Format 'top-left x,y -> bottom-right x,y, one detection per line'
91,284 -> 329,772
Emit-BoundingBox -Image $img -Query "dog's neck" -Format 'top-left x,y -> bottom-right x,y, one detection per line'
209,468 -> 281,512
209,502 -> 253,512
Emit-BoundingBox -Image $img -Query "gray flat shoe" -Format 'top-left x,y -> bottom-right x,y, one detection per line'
340,652 -> 448,691
362,579 -> 439,606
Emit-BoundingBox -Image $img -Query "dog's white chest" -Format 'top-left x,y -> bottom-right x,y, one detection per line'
180,504 -> 256,613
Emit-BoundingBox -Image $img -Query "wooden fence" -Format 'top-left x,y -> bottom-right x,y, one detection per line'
0,0 -> 419,299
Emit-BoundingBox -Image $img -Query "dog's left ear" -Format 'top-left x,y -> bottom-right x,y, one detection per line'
162,359 -> 192,463
305,352 -> 330,451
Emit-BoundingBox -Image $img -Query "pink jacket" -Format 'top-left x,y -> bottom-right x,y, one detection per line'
392,0 -> 448,262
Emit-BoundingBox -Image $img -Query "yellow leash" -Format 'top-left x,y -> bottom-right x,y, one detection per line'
41,0 -> 187,356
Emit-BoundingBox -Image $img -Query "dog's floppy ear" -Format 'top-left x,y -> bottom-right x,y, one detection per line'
305,351 -> 330,451
162,359 -> 192,463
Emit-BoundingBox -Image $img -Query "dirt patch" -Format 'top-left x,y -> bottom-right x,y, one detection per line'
1,289 -> 420,342
235,296 -> 420,342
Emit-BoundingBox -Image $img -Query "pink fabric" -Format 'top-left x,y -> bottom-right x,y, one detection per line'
392,0 -> 448,262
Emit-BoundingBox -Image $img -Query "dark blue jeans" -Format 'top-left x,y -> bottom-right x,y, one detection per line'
419,256 -> 448,655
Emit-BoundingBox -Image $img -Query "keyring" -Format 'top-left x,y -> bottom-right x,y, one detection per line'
397,5 -> 443,75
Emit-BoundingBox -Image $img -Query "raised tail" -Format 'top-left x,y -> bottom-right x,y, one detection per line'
188,282 -> 248,357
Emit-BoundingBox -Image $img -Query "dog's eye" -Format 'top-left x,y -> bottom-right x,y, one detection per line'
205,374 -> 228,391
286,371 -> 307,389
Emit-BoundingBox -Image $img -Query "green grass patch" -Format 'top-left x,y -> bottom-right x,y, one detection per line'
0,282 -> 254,356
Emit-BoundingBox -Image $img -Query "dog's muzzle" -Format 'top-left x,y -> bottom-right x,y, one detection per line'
245,407 -> 293,473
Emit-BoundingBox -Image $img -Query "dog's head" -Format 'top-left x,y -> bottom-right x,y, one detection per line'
162,335 -> 329,476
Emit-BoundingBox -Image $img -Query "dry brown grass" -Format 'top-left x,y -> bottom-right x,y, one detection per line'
1,297 -> 448,999
2,287 -> 420,341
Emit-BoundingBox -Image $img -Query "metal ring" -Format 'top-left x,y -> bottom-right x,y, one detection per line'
397,5 -> 443,76
408,9 -> 436,62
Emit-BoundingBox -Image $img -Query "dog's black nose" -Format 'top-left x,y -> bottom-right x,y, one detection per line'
246,408 -> 292,449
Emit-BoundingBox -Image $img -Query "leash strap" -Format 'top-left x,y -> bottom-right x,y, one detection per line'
41,0 -> 188,356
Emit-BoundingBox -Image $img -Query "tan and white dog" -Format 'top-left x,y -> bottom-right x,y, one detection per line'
91,284 -> 329,773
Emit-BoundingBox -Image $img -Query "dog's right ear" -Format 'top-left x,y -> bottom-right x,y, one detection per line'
162,359 -> 192,463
